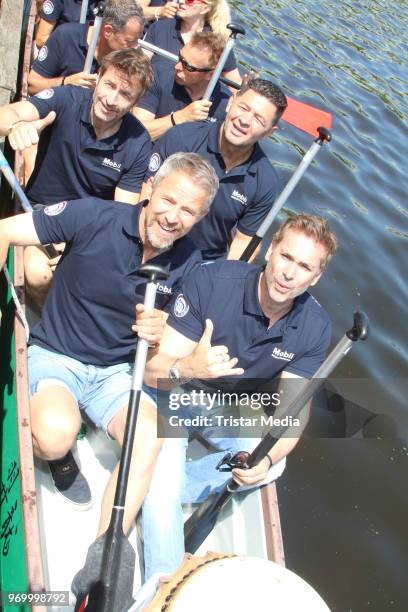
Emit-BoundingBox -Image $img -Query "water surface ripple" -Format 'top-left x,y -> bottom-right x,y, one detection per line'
231,1 -> 407,609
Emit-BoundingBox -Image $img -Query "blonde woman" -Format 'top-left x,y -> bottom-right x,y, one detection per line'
143,0 -> 242,84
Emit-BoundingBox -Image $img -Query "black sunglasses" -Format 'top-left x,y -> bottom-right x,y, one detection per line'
178,52 -> 213,73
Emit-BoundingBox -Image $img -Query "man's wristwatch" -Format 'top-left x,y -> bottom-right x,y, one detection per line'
169,360 -> 182,385
169,359 -> 191,385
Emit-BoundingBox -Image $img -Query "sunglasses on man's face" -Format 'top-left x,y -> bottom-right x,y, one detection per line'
178,52 -> 213,73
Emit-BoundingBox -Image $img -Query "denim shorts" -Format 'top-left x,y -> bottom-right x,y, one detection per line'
28,345 -> 155,432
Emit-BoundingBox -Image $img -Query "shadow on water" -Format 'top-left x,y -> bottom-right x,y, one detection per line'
230,0 -> 408,608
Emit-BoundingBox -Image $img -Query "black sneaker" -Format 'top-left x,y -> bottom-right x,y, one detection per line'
48,450 -> 92,510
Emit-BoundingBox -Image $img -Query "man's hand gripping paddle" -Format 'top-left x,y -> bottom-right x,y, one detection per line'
184,311 -> 369,553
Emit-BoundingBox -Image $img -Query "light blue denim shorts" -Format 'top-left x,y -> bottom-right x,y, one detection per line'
28,345 -> 154,432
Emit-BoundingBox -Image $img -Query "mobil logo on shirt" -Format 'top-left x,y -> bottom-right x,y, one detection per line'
102,157 -> 122,173
157,283 -> 172,295
271,347 -> 295,362
230,189 -> 248,206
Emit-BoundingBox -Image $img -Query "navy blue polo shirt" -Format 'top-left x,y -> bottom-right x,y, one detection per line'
26,86 -> 152,204
30,198 -> 202,366
146,121 -> 278,259
40,0 -> 97,26
136,61 -> 230,124
32,23 -> 98,78
144,18 -> 237,73
168,261 -> 331,390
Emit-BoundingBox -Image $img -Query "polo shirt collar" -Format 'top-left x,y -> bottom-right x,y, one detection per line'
122,201 -> 143,240
79,90 -> 94,127
209,123 -> 264,177
80,93 -> 130,150
243,267 -> 307,332
207,120 -> 222,154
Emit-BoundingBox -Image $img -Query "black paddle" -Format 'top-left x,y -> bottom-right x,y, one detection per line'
74,264 -> 169,612
184,311 -> 369,553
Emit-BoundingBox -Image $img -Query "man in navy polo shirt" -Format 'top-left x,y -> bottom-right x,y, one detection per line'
135,213 -> 337,579
142,78 -> 287,260
134,31 -> 231,142
0,48 -> 152,303
29,1 -> 145,95
0,152 -> 218,515
36,0 -> 98,48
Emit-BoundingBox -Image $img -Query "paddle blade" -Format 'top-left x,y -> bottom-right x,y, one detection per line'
73,532 -> 136,612
184,487 -> 233,554
282,97 -> 332,137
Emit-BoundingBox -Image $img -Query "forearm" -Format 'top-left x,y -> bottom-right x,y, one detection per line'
145,351 -> 186,388
267,437 -> 300,464
0,107 -> 23,138
137,114 -> 175,142
141,6 -> 161,21
0,215 -> 41,269
28,70 -> 63,95
0,235 -> 11,270
145,348 -> 200,388
35,19 -> 55,48
227,230 -> 259,262
266,398 -> 311,464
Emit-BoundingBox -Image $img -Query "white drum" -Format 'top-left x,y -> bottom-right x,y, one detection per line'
144,553 -> 330,612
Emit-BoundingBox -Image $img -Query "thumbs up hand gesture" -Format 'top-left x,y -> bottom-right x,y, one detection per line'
8,110 -> 56,151
182,319 -> 245,380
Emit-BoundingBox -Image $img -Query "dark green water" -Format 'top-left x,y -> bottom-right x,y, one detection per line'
231,0 -> 408,609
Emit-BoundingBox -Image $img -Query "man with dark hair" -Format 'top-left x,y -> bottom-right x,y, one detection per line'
136,213 -> 337,579
134,31 -> 231,141
29,0 -> 145,94
142,78 -> 288,260
0,48 -> 153,302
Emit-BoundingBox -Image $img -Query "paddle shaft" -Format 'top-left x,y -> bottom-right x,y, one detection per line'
80,0 -> 90,24
136,39 -> 332,136
83,5 -> 105,73
0,150 -> 58,258
202,25 -> 244,101
184,313 -> 369,552
239,128 -> 331,262
86,268 -> 166,612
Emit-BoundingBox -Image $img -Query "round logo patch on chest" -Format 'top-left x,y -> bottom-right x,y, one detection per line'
35,88 -> 55,100
42,1 -> 55,15
173,294 -> 189,318
38,46 -> 48,62
44,201 -> 67,216
148,152 -> 161,173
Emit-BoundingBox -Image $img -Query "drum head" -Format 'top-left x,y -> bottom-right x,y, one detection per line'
147,553 -> 330,611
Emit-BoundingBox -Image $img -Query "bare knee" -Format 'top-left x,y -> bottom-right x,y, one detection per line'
30,387 -> 81,460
